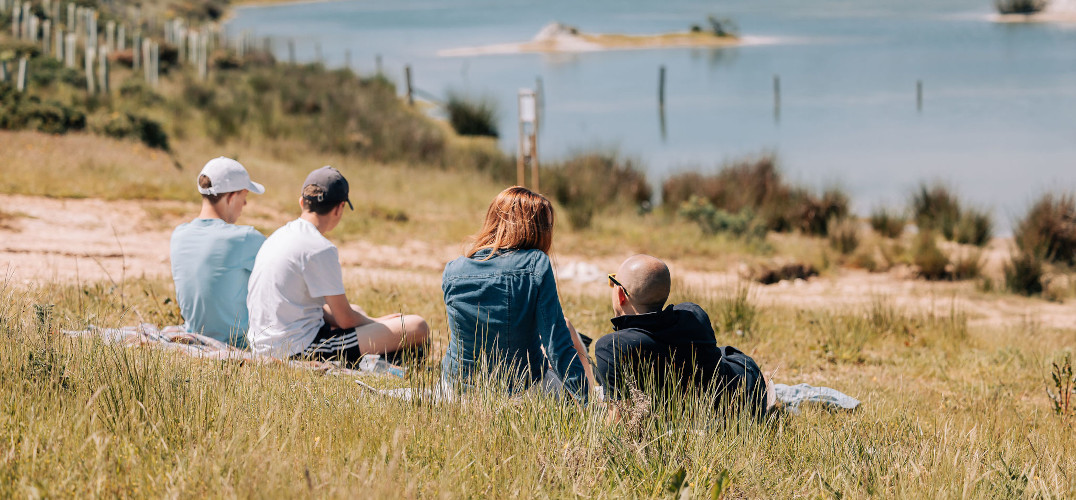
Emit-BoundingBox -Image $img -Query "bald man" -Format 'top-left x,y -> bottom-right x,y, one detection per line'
594,254 -> 769,416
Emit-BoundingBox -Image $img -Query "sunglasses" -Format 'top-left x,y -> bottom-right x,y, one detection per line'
607,273 -> 631,298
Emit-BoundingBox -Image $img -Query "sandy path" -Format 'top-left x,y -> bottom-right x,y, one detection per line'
2,195 -> 1073,330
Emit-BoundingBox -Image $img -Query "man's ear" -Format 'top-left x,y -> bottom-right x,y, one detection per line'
617,286 -> 629,305
335,201 -> 346,217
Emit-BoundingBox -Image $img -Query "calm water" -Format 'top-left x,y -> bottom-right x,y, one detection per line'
228,0 -> 1076,226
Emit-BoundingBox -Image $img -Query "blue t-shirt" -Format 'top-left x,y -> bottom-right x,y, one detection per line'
170,218 -> 266,347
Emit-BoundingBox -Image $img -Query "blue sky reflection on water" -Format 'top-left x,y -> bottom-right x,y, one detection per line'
229,0 -> 1076,227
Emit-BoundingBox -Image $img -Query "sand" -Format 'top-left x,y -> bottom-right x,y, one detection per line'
438,22 -> 739,57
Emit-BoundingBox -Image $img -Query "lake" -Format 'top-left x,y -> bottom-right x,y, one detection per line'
228,0 -> 1076,228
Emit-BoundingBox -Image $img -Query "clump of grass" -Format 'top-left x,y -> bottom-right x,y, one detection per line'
1004,250 -> 1045,296
954,207 -> 993,247
827,217 -> 860,255
444,92 -> 499,138
1049,353 -> 1075,425
995,0 -> 1047,14
808,311 -> 871,364
951,247 -> 984,281
911,183 -> 961,240
661,154 -> 849,237
869,207 -> 906,238
912,231 -> 950,280
1013,193 -> 1076,266
0,82 -> 86,135
699,281 -> 760,337
542,152 -> 652,229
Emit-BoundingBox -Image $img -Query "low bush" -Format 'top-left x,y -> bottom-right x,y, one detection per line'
1004,250 -> 1045,296
951,247 -> 983,281
869,207 -> 906,238
1013,193 -> 1076,266
678,196 -> 764,240
28,58 -> 85,89
542,152 -> 652,229
827,217 -> 860,255
954,207 -> 993,247
0,83 -> 85,134
445,92 -> 499,138
662,154 -> 849,236
911,183 -> 961,240
912,231 -> 950,280
90,111 -> 170,151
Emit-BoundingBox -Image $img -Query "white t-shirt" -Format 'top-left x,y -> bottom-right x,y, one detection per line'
246,218 -> 346,357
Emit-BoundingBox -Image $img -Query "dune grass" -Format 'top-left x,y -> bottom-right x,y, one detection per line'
3,273 -> 1074,498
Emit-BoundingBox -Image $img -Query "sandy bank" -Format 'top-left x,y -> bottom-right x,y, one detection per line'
438,22 -> 739,57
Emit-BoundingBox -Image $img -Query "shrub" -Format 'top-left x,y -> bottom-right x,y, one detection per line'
954,207 -> 994,247
662,154 -> 848,236
912,231 -> 949,280
951,247 -> 983,281
869,207 -> 906,238
715,282 -> 758,337
911,183 -> 961,240
995,0 -> 1047,14
827,217 -> 860,255
1013,193 -> 1076,266
27,58 -> 84,89
1004,250 -> 1044,296
0,83 -> 85,134
90,111 -> 170,151
445,92 -> 499,138
542,152 -> 652,229
678,196 -> 764,239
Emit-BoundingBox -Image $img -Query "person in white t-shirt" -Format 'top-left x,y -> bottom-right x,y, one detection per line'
246,166 -> 429,364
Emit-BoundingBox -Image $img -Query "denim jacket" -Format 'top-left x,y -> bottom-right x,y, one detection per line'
441,248 -> 588,401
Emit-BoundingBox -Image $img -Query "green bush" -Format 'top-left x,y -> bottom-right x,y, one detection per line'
0,83 -> 85,134
28,58 -> 85,89
678,196 -> 765,239
827,217 -> 860,255
542,152 -> 652,229
912,231 -> 949,280
955,207 -> 993,247
661,154 -> 848,236
870,207 -> 906,238
1004,251 -> 1045,296
911,183 -> 961,240
445,92 -> 498,138
1013,193 -> 1076,266
90,111 -> 170,151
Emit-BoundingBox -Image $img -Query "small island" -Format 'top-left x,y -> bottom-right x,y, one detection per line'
439,19 -> 739,57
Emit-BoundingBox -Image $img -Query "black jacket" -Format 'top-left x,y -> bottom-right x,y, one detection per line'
594,302 -> 765,414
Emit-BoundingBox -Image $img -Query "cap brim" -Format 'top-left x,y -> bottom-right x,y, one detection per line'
346,199 -> 353,210
248,180 -> 266,195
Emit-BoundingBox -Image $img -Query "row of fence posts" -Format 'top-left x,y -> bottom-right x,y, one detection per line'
1,0 -> 241,93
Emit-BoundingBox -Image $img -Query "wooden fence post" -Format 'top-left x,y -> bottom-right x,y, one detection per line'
658,65 -> 665,109
98,46 -> 109,94
404,65 -> 413,105
773,74 -> 781,121
916,80 -> 923,111
16,57 -> 27,91
288,38 -> 295,64
84,47 -> 95,93
64,32 -> 76,68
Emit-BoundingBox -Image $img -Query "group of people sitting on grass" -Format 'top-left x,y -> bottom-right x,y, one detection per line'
171,157 -> 772,414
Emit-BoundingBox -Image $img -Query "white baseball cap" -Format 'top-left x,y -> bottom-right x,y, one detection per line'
197,157 -> 266,196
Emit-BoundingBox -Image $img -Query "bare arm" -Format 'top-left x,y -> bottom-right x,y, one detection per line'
565,318 -> 597,396
323,294 -> 375,330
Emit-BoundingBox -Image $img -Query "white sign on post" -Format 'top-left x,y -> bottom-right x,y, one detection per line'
519,89 -> 536,124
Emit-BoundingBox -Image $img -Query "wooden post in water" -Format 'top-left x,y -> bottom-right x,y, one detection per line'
658,65 -> 665,110
287,38 -> 295,64
404,65 -> 413,106
16,57 -> 26,91
84,47 -> 95,94
916,80 -> 923,112
376,54 -> 382,75
773,74 -> 781,121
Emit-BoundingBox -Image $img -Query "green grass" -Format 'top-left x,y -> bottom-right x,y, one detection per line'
4,275 -> 1074,497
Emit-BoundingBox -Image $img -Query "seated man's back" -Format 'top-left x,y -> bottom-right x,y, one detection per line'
595,255 -> 767,415
171,157 -> 266,347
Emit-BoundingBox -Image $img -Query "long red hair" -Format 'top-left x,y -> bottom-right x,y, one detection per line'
467,186 -> 555,258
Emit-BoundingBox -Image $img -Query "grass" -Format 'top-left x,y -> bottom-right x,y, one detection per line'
3,273 -> 1076,497
1014,192 -> 1076,266
444,92 -> 499,138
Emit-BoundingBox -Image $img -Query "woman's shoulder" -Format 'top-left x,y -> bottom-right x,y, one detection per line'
443,249 -> 549,278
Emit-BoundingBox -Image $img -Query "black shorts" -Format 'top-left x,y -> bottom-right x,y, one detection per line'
294,322 -> 363,366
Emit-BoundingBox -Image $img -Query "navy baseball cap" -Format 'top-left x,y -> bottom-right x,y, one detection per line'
302,166 -> 352,210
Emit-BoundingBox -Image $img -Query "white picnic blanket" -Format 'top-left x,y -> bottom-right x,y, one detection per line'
63,323 -> 401,377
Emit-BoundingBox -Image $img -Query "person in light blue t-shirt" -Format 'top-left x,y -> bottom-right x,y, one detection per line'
170,157 -> 267,347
